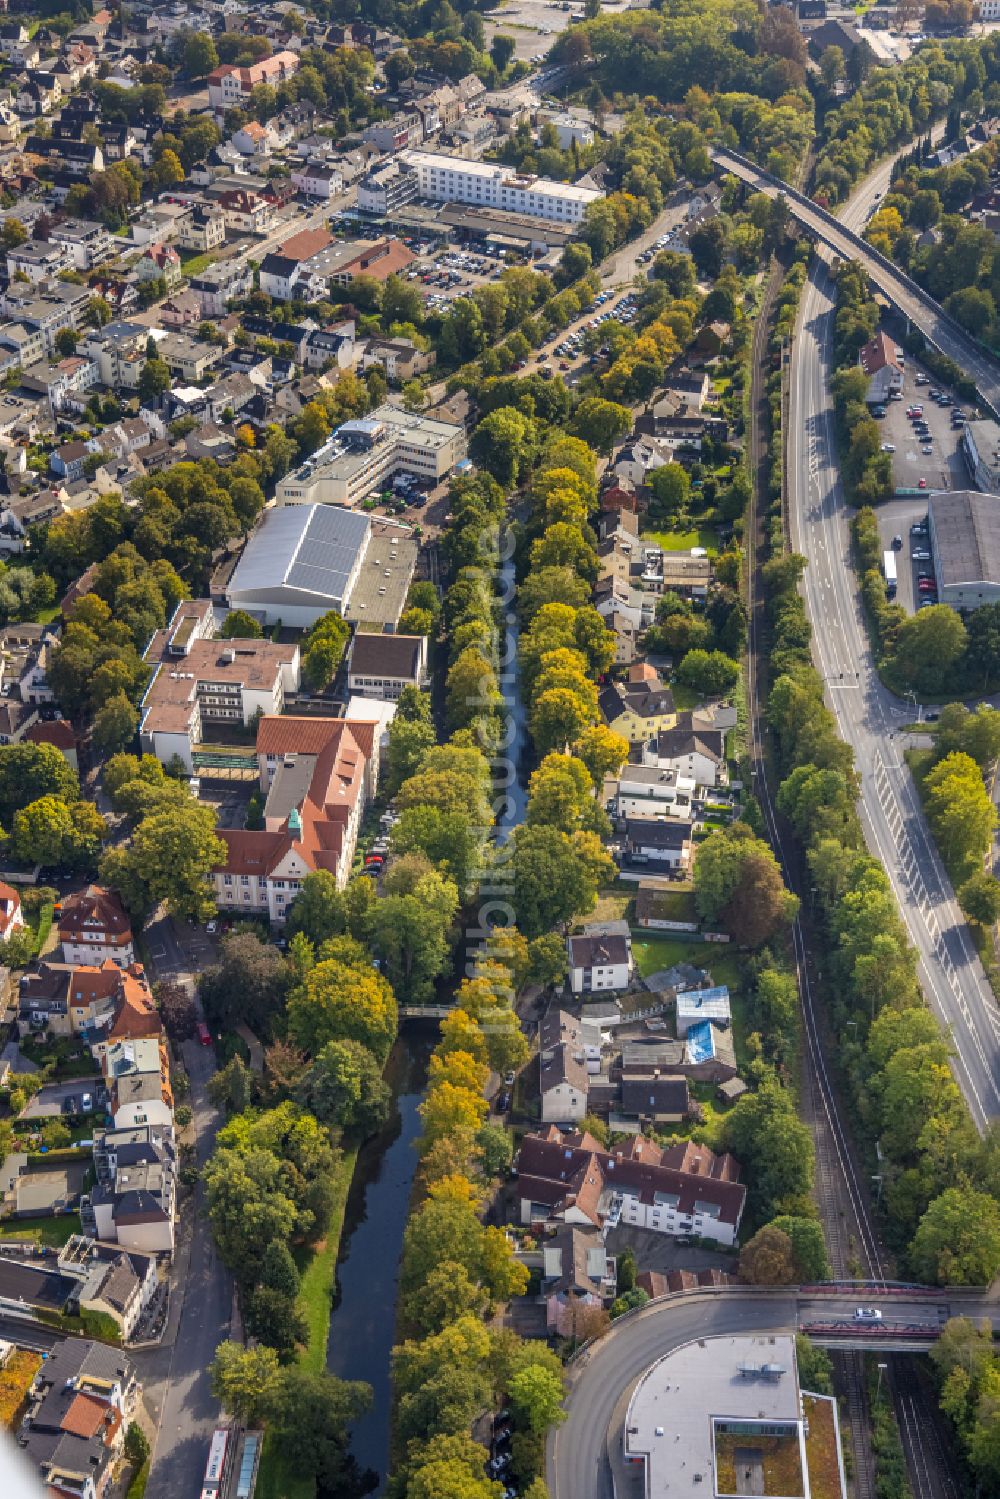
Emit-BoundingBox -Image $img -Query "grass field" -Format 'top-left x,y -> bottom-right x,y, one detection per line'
179,250 -> 218,280
641,527 -> 718,553
631,935 -> 740,991
294,1147 -> 358,1374
256,1147 -> 360,1499
0,1215 -> 81,1248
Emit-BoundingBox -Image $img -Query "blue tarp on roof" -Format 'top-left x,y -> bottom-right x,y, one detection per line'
685,1020 -> 717,1064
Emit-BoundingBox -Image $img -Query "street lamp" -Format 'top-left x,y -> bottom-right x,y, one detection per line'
875,1362 -> 888,1405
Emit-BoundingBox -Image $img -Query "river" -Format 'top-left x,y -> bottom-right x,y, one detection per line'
325,1032 -> 433,1490
325,540 -> 528,1494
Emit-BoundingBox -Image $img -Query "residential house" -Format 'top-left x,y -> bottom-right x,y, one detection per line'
232,120 -> 272,158
57,1235 -> 158,1341
159,290 -> 201,329
649,713 -> 727,787
215,188 -> 273,236
103,1036 -> 173,1130
51,439 -> 94,482
258,225 -> 334,301
190,259 -> 253,318
347,633 -> 428,701
618,1066 -> 691,1127
305,321 -> 356,371
6,239 -> 71,284
47,219 -> 114,271
676,986 -> 731,1036
0,880 -> 24,942
139,599 -> 300,771
619,1029 -> 737,1089
207,51 -> 300,117
59,885 -> 134,968
214,714 -> 381,916
83,1123 -> 176,1254
135,242 -> 181,292
18,1338 -> 139,1499
361,336 -> 435,384
567,922 -> 634,995
177,206 -> 225,254
514,1126 -> 745,1246
291,160 -> 344,199
611,764 -> 695,823
539,1008 -> 591,1124
623,817 -> 694,871
598,678 -> 676,744
694,320 -> 730,358
659,552 -> 713,600
542,1223 -> 617,1337
859,329 -> 904,406
26,717 -> 79,769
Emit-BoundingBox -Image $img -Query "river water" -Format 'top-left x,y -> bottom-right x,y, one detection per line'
325,541 -> 528,1493
325,1032 -> 433,1490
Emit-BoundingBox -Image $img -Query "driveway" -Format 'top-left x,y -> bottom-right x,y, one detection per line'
20,1079 -> 100,1119
605,1225 -> 737,1277
136,915 -> 231,1499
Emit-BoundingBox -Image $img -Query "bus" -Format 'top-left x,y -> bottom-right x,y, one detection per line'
202,1428 -> 235,1499
883,549 -> 897,599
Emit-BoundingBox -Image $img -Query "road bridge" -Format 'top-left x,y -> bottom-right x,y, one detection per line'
711,146 -> 1000,419
547,1285 -> 996,1499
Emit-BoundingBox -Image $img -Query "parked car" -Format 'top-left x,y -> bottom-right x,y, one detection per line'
917,477 -> 928,489
892,535 -> 902,549
913,548 -> 931,561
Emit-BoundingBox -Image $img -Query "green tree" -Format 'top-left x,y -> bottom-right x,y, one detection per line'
510,824 -> 611,938
647,462 -> 690,518
138,358 -> 171,404
959,870 -> 1000,926
676,649 -> 740,697
769,1215 -> 831,1282
183,31 -> 220,78
92,692 -> 138,757
220,609 -> 263,639
911,1187 -> 1000,1286
469,407 -> 533,489
287,958 -> 398,1063
210,1342 -> 282,1425
285,869 -> 346,946
0,742 -> 78,822
509,1364 -> 566,1435
739,1225 -> 796,1284
694,824 -> 798,947
491,34 -> 516,74
261,1239 -> 300,1300
266,1368 -> 372,1490
890,605 -> 967,697
296,1038 -> 391,1139
569,396 -> 631,454
723,1074 -> 814,1221
100,799 -> 225,921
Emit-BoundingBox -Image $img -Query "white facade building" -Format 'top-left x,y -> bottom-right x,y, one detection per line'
400,149 -> 603,224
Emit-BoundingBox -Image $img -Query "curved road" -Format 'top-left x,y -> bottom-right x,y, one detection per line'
713,146 -> 1000,419
547,1288 -> 994,1499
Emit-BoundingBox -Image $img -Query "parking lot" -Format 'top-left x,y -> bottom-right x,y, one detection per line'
874,497 -> 933,615
541,288 -> 640,374
21,1079 -> 101,1119
876,364 -> 970,493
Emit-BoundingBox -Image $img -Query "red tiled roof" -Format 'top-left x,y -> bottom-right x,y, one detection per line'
110,968 -> 160,1041
278,226 -> 333,263
26,719 -> 76,751
58,885 -> 131,942
61,1392 -> 111,1439
515,1126 -> 746,1228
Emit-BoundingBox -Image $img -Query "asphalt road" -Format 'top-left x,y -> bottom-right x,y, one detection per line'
546,1288 -> 995,1499
788,253 -> 1000,1131
714,144 -> 1000,421
136,914 -> 231,1499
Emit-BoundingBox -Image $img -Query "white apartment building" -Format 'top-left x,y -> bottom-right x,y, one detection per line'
47,218 -> 114,271
400,149 -> 603,223
207,50 -> 299,116
277,403 -> 467,508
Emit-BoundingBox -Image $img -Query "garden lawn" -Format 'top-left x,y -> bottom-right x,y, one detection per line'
293,1147 -> 358,1374
0,1215 -> 81,1248
641,527 -> 718,553
256,1146 -> 360,1499
179,251 -> 217,279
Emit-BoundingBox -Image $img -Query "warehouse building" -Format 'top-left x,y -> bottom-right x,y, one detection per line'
227,504 -> 418,629
927,489 -> 1000,610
